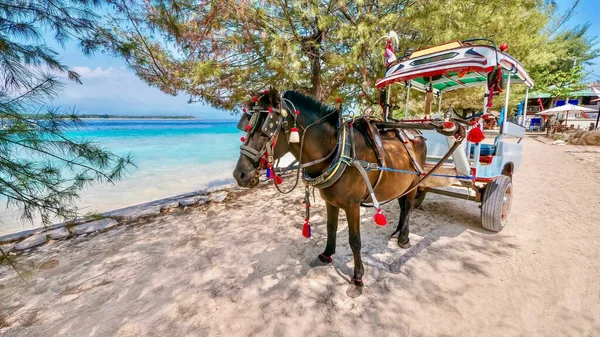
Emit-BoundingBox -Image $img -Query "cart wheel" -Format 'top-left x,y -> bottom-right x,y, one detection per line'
413,189 -> 427,208
481,176 -> 512,232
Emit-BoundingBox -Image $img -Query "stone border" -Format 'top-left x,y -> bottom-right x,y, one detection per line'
0,183 -> 246,253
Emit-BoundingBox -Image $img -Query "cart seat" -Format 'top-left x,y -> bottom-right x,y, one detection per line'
470,143 -> 496,156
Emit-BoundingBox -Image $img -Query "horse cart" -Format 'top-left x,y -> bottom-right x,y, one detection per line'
233,38 -> 534,285
376,39 -> 533,231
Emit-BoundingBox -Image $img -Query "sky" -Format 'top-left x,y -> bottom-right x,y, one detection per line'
48,0 -> 600,118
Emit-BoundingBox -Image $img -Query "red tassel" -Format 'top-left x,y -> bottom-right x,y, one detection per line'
374,208 -> 387,226
467,126 -> 485,144
275,175 -> 282,184
302,221 -> 311,238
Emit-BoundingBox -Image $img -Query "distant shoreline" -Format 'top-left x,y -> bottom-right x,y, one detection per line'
77,115 -> 196,120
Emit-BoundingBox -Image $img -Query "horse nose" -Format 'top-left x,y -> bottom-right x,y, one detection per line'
233,169 -> 248,186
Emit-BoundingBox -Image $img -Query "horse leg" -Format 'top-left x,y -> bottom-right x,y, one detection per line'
317,202 -> 339,264
346,204 -> 364,286
391,191 -> 417,249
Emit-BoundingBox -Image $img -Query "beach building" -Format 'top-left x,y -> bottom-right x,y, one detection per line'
522,83 -> 600,130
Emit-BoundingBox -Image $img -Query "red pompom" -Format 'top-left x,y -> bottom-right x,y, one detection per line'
268,107 -> 273,112
302,221 -> 311,238
263,89 -> 269,94
275,175 -> 283,185
467,126 -> 485,144
499,43 -> 509,52
361,93 -> 366,97
252,96 -> 258,102
240,136 -> 246,142
443,121 -> 454,130
374,208 -> 387,226
245,124 -> 251,131
242,107 -> 247,113
470,120 -> 477,126
336,97 -> 342,102
295,109 -> 300,115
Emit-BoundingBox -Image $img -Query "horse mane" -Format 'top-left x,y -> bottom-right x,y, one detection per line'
282,90 -> 338,123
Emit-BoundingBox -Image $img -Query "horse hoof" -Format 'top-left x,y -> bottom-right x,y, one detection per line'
309,254 -> 332,267
346,284 -> 363,298
399,241 -> 411,249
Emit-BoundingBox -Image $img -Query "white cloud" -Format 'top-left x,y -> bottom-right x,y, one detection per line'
71,66 -> 120,79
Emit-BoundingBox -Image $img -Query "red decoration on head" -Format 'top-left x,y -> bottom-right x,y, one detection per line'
252,96 -> 258,102
245,125 -> 251,131
336,97 -> 342,103
295,109 -> 300,115
240,136 -> 246,142
499,43 -> 509,52
263,89 -> 269,94
443,121 -> 455,129
242,107 -> 247,113
268,107 -> 273,113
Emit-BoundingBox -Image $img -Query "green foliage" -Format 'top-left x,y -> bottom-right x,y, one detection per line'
537,64 -> 586,99
0,0 -> 135,226
99,0 -> 597,114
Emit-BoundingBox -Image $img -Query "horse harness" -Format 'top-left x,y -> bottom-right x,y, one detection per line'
237,96 -> 466,210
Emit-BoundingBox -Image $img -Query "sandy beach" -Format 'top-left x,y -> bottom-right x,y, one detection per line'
1,136 -> 599,336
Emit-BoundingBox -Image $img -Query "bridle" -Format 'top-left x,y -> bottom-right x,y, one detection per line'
238,95 -> 297,167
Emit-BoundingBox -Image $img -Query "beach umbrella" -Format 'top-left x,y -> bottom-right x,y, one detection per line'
535,103 -> 597,126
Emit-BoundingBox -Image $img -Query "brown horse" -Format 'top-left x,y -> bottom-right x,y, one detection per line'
233,88 -> 427,286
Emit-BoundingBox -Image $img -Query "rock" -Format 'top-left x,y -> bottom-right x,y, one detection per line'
207,184 -> 235,193
210,191 -> 228,203
0,242 -> 15,253
70,218 -> 119,235
14,234 -> 47,251
179,195 -> 209,207
553,140 -> 566,145
159,200 -> 180,211
46,228 -> 69,240
104,204 -> 161,221
0,228 -> 41,245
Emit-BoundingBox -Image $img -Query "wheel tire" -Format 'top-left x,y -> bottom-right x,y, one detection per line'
481,176 -> 513,232
413,189 -> 427,208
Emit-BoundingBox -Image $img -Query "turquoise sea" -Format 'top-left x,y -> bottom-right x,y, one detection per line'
1,119 -> 242,234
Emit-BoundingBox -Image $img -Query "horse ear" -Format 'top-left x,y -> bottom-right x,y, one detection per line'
268,86 -> 279,103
